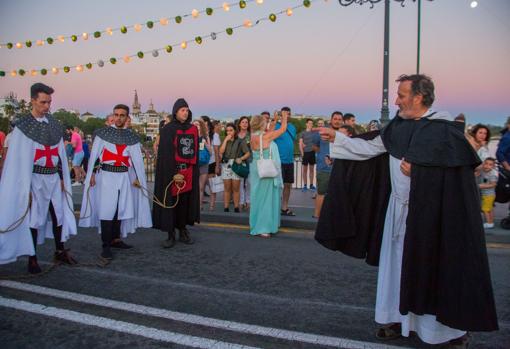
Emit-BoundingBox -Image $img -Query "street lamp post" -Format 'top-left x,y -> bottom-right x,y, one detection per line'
338,0 -> 432,125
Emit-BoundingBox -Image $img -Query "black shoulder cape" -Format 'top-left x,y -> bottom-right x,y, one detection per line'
15,113 -> 63,146
94,126 -> 140,145
315,115 -> 498,331
152,99 -> 200,232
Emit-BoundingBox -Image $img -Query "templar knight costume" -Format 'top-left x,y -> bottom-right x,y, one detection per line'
79,125 -> 151,259
0,113 -> 77,273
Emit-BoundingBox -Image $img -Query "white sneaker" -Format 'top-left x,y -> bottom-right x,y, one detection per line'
71,182 -> 82,186
483,223 -> 494,229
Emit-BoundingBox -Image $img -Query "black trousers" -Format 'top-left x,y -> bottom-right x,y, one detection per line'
29,201 -> 64,254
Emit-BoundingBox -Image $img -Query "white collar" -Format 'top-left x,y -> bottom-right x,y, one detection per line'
34,116 -> 48,124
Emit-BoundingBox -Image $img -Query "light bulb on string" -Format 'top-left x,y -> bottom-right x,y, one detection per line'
256,0 -> 263,4
123,56 -> 131,63
106,27 -> 113,35
192,9 -> 199,18
134,24 -> 142,32
160,18 -> 169,26
76,65 -> 84,72
10,70 -> 17,77
286,8 -> 293,16
181,41 -> 187,49
58,35 -> 65,43
470,1 -> 478,8
36,40 -> 44,46
223,2 -> 230,11
15,42 -> 22,49
244,19 -> 252,28
30,70 -> 37,76
82,32 -> 89,40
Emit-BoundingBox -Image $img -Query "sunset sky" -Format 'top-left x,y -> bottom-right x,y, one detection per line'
0,0 -> 509,124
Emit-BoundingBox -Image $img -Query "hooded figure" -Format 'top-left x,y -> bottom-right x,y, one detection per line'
152,98 -> 200,247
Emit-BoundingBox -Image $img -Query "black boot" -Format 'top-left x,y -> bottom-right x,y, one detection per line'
28,256 -> 42,274
162,230 -> 176,248
179,228 -> 194,245
101,246 -> 113,260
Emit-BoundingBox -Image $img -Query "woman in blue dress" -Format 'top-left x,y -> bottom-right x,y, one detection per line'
249,112 -> 288,237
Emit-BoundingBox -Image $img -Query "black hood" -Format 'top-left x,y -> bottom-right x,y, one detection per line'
172,98 -> 192,124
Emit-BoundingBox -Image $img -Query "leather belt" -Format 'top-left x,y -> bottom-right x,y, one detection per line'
33,165 -> 58,175
101,163 -> 129,173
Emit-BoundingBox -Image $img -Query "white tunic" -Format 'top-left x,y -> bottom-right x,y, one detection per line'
329,112 -> 466,344
79,134 -> 152,236
0,127 -> 77,264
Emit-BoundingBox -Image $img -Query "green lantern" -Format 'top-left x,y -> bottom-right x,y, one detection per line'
303,0 -> 311,8
269,13 -> 277,22
165,45 -> 173,53
120,26 -> 127,34
175,16 -> 182,24
226,28 -> 233,35
25,40 -> 32,47
0,71 -> 5,77
71,35 -> 78,42
94,31 -> 101,38
47,37 -> 54,44
6,43 -> 13,49
137,51 -> 144,59
147,21 -> 154,29
41,69 -> 47,76
110,57 -> 117,64
63,66 -> 70,73
206,7 -> 213,15
18,69 -> 26,76
195,36 -> 202,44
86,63 -> 93,69
239,1 -> 246,9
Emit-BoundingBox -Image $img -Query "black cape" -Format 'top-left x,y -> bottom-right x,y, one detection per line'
315,115 -> 498,331
152,99 -> 200,232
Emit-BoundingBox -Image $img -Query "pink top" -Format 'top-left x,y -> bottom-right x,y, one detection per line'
71,132 -> 83,153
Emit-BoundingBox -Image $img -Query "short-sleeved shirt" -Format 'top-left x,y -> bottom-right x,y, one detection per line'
300,130 -> 315,152
274,122 -> 296,164
71,132 -> 83,153
209,133 -> 221,164
479,169 -> 498,196
313,132 -> 332,173
222,138 -> 250,161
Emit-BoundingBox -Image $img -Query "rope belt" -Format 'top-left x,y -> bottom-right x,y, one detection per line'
33,165 -> 58,175
101,163 -> 129,173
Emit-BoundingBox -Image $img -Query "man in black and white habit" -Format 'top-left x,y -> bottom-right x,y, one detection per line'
79,104 -> 151,260
0,83 -> 77,273
315,74 -> 498,347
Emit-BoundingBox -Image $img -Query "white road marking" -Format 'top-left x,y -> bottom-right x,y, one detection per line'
0,280 -> 411,349
0,295 -> 259,349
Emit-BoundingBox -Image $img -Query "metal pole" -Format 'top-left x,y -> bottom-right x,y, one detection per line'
417,0 -> 421,74
380,0 -> 390,125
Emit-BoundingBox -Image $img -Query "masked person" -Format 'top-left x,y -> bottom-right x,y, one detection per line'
79,104 -> 152,260
153,98 -> 200,248
0,83 -> 77,273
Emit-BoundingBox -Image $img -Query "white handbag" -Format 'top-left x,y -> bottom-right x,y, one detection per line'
208,175 -> 224,193
257,133 -> 279,178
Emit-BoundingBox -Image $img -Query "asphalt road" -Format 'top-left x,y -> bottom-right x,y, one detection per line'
0,224 -> 509,349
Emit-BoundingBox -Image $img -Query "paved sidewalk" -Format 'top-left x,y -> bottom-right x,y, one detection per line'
71,184 -> 510,244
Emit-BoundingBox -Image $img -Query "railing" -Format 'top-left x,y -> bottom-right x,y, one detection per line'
143,153 -> 313,189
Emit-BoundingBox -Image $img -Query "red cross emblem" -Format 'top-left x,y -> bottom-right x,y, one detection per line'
102,144 -> 130,166
34,145 -> 59,167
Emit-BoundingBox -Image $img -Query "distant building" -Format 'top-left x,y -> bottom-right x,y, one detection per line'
130,91 -> 166,140
80,111 -> 95,121
0,92 -> 20,119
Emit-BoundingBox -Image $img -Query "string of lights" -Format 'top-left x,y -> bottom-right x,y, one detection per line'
0,0 -> 265,51
0,0 -> 316,78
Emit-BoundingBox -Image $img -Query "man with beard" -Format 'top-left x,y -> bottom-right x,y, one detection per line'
153,98 -> 199,248
315,74 -> 498,347
0,83 -> 77,273
79,104 -> 151,259
312,111 -> 343,218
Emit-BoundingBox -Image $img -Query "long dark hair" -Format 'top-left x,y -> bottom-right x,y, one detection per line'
237,116 -> 251,134
225,122 -> 238,140
201,115 -> 214,139
470,124 -> 491,142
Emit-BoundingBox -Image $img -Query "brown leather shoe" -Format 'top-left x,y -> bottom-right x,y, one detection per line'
54,249 -> 78,265
28,256 -> 42,274
178,228 -> 195,245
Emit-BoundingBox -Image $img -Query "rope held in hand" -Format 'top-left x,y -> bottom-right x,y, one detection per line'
134,174 -> 185,209
0,194 -> 32,234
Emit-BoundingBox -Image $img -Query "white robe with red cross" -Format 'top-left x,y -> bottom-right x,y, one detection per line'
0,127 -> 77,264
78,136 -> 151,236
